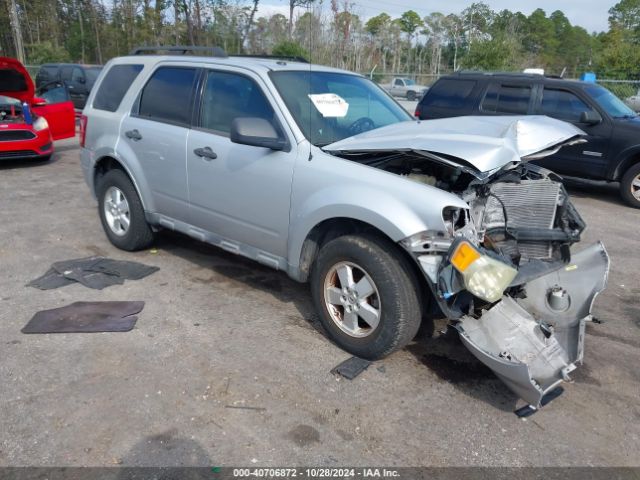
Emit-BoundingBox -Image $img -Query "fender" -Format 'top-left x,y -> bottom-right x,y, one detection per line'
286,170 -> 468,279
609,145 -> 640,180
90,142 -> 155,212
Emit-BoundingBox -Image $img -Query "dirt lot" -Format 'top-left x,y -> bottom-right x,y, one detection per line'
1,139 -> 639,467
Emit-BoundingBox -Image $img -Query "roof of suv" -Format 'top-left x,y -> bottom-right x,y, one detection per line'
448,71 -> 589,89
111,54 -> 355,76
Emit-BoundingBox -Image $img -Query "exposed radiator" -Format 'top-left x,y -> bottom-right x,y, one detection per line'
483,180 -> 561,260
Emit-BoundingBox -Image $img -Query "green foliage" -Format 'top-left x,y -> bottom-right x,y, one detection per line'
398,10 -> 423,36
2,0 -> 639,81
25,41 -> 71,64
365,13 -> 391,36
272,40 -> 309,60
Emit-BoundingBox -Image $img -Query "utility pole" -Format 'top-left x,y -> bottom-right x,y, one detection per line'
8,0 -> 26,63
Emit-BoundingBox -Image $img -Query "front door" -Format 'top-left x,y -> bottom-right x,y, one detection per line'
118,65 -> 198,221
186,68 -> 296,258
32,81 -> 75,140
534,87 -> 612,178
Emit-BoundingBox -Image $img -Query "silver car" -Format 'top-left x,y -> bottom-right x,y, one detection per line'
80,50 -> 609,408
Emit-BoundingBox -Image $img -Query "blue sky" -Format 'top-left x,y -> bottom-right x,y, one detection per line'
257,0 -> 615,33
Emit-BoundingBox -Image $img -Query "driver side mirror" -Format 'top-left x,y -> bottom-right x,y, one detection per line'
32,97 -> 47,107
580,111 -> 602,125
230,117 -> 289,151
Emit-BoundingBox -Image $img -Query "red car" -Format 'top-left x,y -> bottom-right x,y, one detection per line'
0,56 -> 75,160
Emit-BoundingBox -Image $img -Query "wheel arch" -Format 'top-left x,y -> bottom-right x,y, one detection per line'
293,217 -> 435,318
611,149 -> 640,181
93,155 -> 151,212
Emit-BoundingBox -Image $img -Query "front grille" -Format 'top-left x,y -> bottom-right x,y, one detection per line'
0,150 -> 39,159
484,180 -> 561,259
0,130 -> 36,141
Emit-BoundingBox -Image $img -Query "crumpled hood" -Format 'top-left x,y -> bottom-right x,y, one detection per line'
324,116 -> 586,175
0,56 -> 34,103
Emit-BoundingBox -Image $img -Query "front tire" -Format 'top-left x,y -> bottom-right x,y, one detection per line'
96,169 -> 154,251
310,233 -> 422,360
620,163 -> 640,208
406,90 -> 417,101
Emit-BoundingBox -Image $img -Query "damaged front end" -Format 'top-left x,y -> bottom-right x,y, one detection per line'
325,116 -> 611,408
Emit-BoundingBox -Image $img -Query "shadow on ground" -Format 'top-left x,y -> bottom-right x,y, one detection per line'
154,230 -> 519,412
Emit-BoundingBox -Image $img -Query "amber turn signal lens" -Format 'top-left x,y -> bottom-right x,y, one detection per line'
450,241 -> 481,273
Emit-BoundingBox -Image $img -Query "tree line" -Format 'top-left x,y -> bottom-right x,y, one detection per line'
1,0 -> 639,80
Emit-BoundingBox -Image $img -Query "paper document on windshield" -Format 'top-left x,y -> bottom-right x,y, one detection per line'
308,93 -> 349,118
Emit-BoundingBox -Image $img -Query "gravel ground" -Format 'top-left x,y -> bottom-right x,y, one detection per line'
0,138 -> 638,467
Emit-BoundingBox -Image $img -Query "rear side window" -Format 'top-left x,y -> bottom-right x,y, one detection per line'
421,79 -> 477,109
482,83 -> 532,114
60,66 -> 73,82
541,88 -> 593,122
138,67 -> 197,126
37,66 -> 57,82
93,64 -> 143,112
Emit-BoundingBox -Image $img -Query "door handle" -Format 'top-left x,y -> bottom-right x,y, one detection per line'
193,146 -> 217,160
125,129 -> 142,141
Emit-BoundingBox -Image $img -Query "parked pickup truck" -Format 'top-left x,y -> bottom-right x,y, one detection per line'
382,77 -> 428,100
625,89 -> 640,112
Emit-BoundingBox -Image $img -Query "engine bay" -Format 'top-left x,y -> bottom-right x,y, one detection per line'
338,150 -> 586,267
0,96 -> 26,124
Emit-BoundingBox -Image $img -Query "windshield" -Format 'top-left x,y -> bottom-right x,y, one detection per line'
404,79 -> 415,86
270,71 -> 411,146
0,95 -> 21,106
585,84 -> 636,118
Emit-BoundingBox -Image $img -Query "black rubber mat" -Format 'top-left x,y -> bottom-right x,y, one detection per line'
21,301 -> 144,334
331,356 -> 372,379
27,256 -> 159,290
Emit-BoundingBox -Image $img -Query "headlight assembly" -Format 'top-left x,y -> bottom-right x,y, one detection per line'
449,240 -> 517,303
33,117 -> 49,131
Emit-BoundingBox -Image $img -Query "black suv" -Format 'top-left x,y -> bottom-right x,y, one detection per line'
415,72 -> 640,208
35,63 -> 102,109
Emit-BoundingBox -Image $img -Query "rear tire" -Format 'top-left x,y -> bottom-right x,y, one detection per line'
96,169 -> 154,251
620,163 -> 640,208
310,233 -> 422,360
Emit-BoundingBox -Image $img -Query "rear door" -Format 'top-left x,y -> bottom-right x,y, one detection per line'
120,65 -> 197,221
32,81 -> 75,140
65,66 -> 89,109
533,86 -> 612,178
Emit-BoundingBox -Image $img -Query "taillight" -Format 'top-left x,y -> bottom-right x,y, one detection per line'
79,114 -> 88,147
414,105 -> 422,118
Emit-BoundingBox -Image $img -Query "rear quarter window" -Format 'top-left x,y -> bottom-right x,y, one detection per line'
420,79 -> 477,109
93,64 -> 144,112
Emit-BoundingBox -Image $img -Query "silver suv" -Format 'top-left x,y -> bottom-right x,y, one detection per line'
80,48 -> 609,408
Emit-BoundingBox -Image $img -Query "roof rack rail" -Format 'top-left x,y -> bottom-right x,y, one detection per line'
231,54 -> 309,64
129,45 -> 228,57
455,70 -> 544,77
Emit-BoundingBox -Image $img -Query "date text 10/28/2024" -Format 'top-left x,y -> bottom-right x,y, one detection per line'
232,468 -> 400,478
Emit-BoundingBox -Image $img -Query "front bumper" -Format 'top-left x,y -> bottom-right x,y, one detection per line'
0,129 -> 53,160
455,242 -> 610,407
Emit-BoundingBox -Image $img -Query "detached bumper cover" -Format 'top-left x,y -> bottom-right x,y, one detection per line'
455,242 -> 610,407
